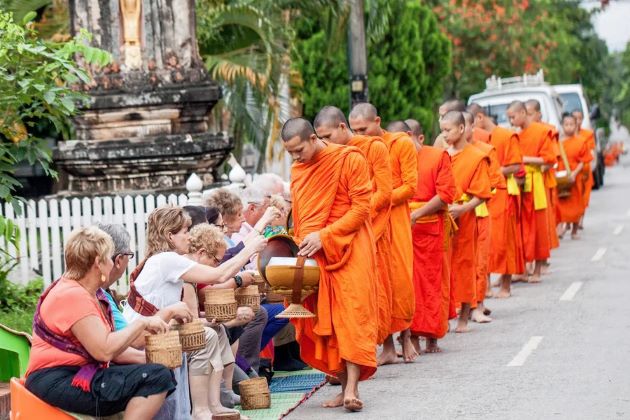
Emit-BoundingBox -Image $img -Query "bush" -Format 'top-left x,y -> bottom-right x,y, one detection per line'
0,277 -> 43,333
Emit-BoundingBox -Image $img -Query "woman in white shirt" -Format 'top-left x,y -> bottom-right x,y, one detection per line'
123,206 -> 266,419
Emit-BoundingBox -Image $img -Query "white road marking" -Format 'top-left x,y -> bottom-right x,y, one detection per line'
507,336 -> 544,367
559,282 -> 583,301
614,225 -> 624,236
591,247 -> 607,262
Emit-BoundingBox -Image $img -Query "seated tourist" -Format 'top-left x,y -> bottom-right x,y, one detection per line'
25,226 -> 175,419
122,206 -> 266,418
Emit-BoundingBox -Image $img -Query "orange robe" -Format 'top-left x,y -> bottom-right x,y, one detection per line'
347,135 -> 393,345
488,126 -> 525,275
290,143 -> 377,380
410,146 -> 456,339
471,140 -> 503,304
450,144 -> 492,306
518,122 -> 557,263
558,136 -> 593,223
542,124 -> 560,250
382,131 -> 417,333
472,127 -> 491,143
578,128 -> 596,208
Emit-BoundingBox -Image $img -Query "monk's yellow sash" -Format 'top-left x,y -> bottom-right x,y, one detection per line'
523,164 -> 547,210
458,193 -> 489,218
409,201 -> 440,223
506,174 -> 520,196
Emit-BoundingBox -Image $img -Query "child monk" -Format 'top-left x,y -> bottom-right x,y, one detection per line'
557,113 -> 593,239
506,101 -> 556,283
348,103 -> 418,364
441,111 -> 492,333
281,117 -> 378,412
463,111 -> 503,323
399,119 -> 456,352
468,103 -> 524,298
313,106 -> 394,348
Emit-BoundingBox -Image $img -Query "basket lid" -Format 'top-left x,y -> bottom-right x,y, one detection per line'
257,234 -> 300,282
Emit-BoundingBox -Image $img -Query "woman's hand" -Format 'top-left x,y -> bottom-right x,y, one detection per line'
168,302 -> 194,324
145,316 -> 169,334
245,234 -> 267,254
254,206 -> 281,232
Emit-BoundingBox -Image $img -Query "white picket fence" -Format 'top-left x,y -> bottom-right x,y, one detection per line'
0,193 -> 191,292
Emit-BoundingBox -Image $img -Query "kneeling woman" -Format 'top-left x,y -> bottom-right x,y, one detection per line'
26,227 -> 175,419
123,206 -> 266,418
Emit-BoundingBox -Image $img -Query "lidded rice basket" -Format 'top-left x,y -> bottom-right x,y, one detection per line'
257,234 -> 320,318
238,377 -> 271,410
171,319 -> 206,352
204,288 -> 237,323
145,330 -> 182,369
235,285 -> 261,312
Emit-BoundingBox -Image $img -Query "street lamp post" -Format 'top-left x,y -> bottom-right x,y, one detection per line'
347,0 -> 368,107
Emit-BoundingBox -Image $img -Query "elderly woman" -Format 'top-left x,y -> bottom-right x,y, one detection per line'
25,227 -> 174,419
122,206 -> 265,418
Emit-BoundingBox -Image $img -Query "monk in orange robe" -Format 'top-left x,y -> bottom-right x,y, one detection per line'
572,110 -> 596,226
281,117 -> 377,412
507,101 -> 557,283
349,103 -> 418,364
557,113 -> 593,238
441,111 -> 492,333
525,99 -> 560,254
468,103 -> 524,298
464,112 -> 503,322
400,119 -> 456,353
313,106 -> 393,346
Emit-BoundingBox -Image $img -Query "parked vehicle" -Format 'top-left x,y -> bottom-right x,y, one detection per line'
553,84 -> 605,189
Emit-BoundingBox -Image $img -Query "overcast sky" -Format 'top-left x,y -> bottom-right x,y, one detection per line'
583,0 -> 630,52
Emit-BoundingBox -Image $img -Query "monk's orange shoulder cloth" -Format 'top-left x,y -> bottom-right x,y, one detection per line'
290,142 -> 378,380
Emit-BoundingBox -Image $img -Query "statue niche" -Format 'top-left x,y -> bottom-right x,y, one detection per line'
120,0 -> 142,69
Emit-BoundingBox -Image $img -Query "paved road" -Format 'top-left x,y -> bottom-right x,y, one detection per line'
289,158 -> 630,420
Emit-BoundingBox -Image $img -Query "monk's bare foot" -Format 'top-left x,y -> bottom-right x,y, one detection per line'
571,233 -> 580,240
322,392 -> 344,408
491,278 -> 501,287
486,288 -> 494,298
512,274 -> 528,283
425,338 -> 442,353
326,375 -> 341,385
411,335 -> 421,354
401,331 -> 419,363
343,397 -> 363,412
494,288 -> 511,299
541,262 -> 550,275
455,320 -> 470,333
377,348 -> 399,366
528,274 -> 541,283
471,308 -> 492,323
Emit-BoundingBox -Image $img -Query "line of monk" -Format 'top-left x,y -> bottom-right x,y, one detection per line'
278,97 -> 596,413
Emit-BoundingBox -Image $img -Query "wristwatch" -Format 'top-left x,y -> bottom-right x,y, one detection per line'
234,275 -> 243,288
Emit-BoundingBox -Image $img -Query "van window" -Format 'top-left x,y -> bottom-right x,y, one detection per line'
486,103 -> 509,125
559,93 -> 582,114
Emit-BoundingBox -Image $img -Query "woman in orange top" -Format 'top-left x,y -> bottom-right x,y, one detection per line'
26,226 -> 175,419
557,114 -> 593,239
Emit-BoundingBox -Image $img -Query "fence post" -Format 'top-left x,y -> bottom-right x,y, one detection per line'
186,173 -> 203,205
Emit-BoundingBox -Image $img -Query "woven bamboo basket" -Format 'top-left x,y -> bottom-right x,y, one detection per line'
252,272 -> 267,295
204,288 -> 237,323
238,377 -> 271,410
235,285 -> 261,312
211,413 -> 240,420
171,319 -> 206,352
145,331 -> 182,369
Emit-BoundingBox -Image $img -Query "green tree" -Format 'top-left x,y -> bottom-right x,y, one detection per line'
294,0 -> 451,136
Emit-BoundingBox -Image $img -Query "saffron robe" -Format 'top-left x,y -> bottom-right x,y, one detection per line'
542,124 -> 560,250
450,144 -> 492,306
558,136 -> 593,223
471,140 -> 503,303
578,128 -> 596,208
518,122 -> 557,262
290,143 -> 378,380
382,131 -> 417,333
488,126 -> 525,275
410,146 -> 456,339
347,135 -> 393,344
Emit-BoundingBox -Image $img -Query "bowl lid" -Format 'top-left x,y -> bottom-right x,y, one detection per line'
268,257 -> 318,267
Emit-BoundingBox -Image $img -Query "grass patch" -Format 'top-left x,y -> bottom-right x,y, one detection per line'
0,308 -> 35,334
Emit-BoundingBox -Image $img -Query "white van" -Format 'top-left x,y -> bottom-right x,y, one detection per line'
467,70 -> 564,131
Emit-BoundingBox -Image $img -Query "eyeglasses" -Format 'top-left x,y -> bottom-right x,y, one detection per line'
214,223 -> 228,231
112,252 -> 135,262
210,254 -> 221,265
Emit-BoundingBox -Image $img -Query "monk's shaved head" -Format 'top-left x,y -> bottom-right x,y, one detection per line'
442,99 -> 466,112
281,117 -> 315,142
467,103 -> 486,119
349,102 -> 378,121
313,105 -> 349,129
441,110 -> 465,126
571,110 -> 584,117
525,99 -> 541,112
404,119 -> 423,136
386,120 -> 411,133
462,111 -> 473,125
508,100 -> 526,112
